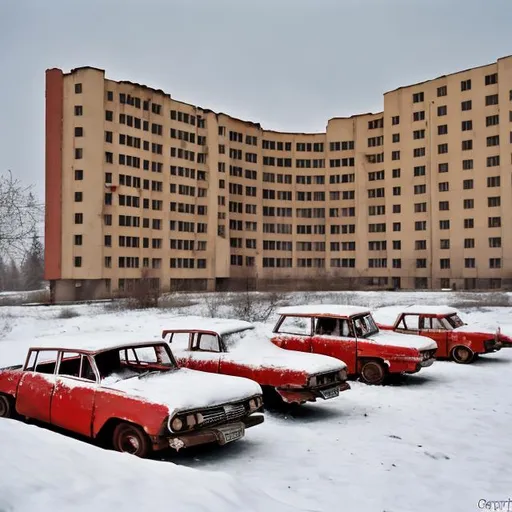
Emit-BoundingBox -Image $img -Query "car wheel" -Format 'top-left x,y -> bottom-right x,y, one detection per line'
360,360 -> 387,385
451,346 -> 474,364
0,394 -> 13,418
112,422 -> 151,458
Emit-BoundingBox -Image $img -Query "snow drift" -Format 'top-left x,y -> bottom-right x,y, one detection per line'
0,419 -> 302,512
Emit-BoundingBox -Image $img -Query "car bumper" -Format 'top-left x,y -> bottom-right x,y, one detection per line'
276,382 -> 350,404
499,340 -> 512,348
484,340 -> 502,353
153,414 -> 264,452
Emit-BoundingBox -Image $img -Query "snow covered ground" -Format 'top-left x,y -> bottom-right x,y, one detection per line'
1,290 -> 512,512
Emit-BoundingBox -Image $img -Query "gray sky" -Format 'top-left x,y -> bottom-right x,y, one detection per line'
1,0 -> 511,202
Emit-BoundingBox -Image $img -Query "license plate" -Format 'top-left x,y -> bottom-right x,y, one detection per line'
319,386 -> 340,400
217,423 -> 245,445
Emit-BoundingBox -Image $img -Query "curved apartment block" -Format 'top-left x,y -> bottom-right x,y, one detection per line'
45,56 -> 512,301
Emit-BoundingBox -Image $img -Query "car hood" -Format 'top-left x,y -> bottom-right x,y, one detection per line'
105,368 -> 262,415
369,330 -> 438,351
453,324 -> 498,335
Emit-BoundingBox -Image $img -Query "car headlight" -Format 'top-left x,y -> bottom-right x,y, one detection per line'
309,375 -> 317,387
339,369 -> 347,381
171,416 -> 184,432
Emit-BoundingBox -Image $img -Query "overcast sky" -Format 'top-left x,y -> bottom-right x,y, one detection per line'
1,0 -> 511,201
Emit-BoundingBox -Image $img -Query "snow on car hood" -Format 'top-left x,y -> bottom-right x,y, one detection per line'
106,368 -> 262,415
369,330 -> 437,351
453,324 -> 498,335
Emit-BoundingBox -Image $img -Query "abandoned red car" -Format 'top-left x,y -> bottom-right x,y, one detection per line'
0,339 -> 264,457
162,317 -> 350,405
271,305 -> 438,385
374,305 -> 509,364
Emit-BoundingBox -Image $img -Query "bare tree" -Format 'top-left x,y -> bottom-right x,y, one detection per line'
0,171 -> 43,258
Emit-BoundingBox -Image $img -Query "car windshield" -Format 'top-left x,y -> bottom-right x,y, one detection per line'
222,328 -> 254,351
97,344 -> 178,385
351,313 -> 379,338
446,314 -> 464,328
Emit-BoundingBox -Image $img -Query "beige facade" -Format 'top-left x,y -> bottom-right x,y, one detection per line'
45,56 -> 512,301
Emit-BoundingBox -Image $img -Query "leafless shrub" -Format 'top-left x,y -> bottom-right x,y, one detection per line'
204,293 -> 228,318
0,289 -> 49,306
449,292 -> 511,309
228,291 -> 287,322
57,308 -> 80,319
0,170 -> 43,259
158,292 -> 197,310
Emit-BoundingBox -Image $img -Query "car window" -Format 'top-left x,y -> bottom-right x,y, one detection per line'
352,313 -> 379,338
58,352 -> 97,382
314,317 -> 340,336
276,316 -> 312,336
26,350 -> 59,374
399,314 -> 419,330
192,333 -> 220,352
446,314 -> 463,328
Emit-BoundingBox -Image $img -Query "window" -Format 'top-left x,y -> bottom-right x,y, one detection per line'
438,125 -> 448,135
439,201 -> 449,211
438,182 -> 449,192
392,133 -> 400,143
438,163 -> 448,173
464,238 -> 475,249
74,127 -> 83,137
462,159 -> 473,170
439,220 -> 450,230
74,105 -> 83,116
463,179 -> 474,190
461,120 -> 472,131
461,79 -> 471,91
489,237 -> 501,248
392,116 -> 400,125
485,73 -> 498,86
487,135 -> 499,146
440,259 -> 450,270
74,170 -> 83,180
74,148 -> 83,159
414,166 -> 426,177
486,115 -> 499,126
487,176 -> 500,187
487,155 -> 500,167
74,191 -> 83,202
488,196 -> 500,207
463,199 -> 474,209
437,85 -> 447,97
392,168 -> 401,178
485,94 -> 499,106
74,213 -> 83,224
461,100 -> 472,111
413,111 -> 425,121
74,235 -> 82,246
462,140 -> 473,151
415,240 -> 427,250
440,239 -> 450,249
74,256 -> 82,267
465,258 -> 476,269
413,147 -> 425,158
438,143 -> 448,154
489,258 -> 501,269
464,218 -> 474,229
437,105 -> 447,116
413,92 -> 424,103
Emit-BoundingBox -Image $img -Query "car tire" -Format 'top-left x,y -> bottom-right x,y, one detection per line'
360,360 -> 387,385
0,394 -> 14,418
112,422 -> 151,458
451,345 -> 475,364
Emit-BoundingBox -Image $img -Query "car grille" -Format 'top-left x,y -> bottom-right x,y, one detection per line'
200,402 -> 247,427
315,371 -> 340,386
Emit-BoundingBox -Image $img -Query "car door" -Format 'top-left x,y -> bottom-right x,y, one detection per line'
185,332 -> 222,373
50,352 -> 97,437
419,316 -> 449,357
16,349 -> 58,423
310,317 -> 358,374
272,315 -> 313,352
394,314 -> 421,335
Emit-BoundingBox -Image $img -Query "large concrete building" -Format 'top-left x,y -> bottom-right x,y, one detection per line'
45,56 -> 512,301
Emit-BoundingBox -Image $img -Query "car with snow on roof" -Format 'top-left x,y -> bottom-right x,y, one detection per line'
270,305 -> 438,385
0,338 -> 264,457
374,305 -> 509,364
161,317 -> 350,405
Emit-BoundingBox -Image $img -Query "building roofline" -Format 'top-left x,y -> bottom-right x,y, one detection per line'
384,55 -> 510,96
55,55 -> 510,134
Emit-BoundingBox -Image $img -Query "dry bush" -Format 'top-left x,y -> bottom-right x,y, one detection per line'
57,308 -> 80,319
228,291 -> 287,322
158,292 -> 197,310
204,293 -> 228,318
449,292 -> 511,309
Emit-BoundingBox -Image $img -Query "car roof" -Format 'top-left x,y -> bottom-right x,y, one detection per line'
276,304 -> 370,318
28,337 -> 166,355
402,305 -> 459,315
162,317 -> 254,336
